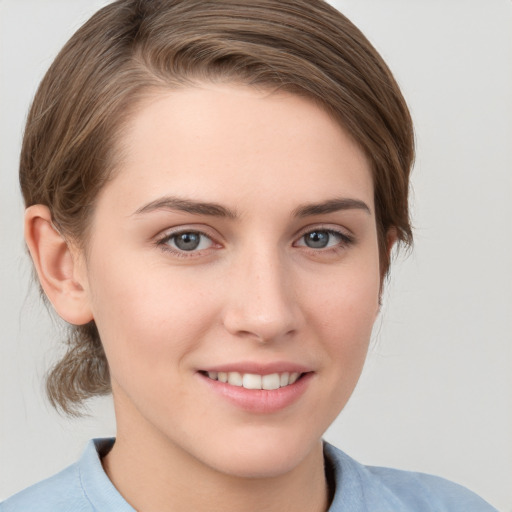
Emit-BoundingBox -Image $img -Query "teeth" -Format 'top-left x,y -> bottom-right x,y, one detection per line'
289,372 -> 299,384
242,373 -> 262,389
262,373 -> 280,390
228,372 -> 243,387
206,371 -> 302,390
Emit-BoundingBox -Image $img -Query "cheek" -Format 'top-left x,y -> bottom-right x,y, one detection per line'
85,257 -> 219,375
289,262 -> 380,431
305,263 -> 380,333
300,259 -> 380,377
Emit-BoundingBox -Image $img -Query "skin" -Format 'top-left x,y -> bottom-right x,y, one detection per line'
26,84 -> 385,512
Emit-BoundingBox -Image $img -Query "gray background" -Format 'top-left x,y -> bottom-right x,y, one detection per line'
1,0 -> 511,510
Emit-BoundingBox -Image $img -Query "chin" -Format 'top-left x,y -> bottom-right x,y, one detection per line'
194,428 -> 323,479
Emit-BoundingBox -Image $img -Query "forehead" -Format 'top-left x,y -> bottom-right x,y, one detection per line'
101,84 -> 373,215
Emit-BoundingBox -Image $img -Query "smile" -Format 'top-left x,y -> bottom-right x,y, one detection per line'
198,368 -> 313,413
204,371 -> 302,390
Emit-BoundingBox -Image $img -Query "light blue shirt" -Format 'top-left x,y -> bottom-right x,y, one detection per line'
0,438 -> 497,511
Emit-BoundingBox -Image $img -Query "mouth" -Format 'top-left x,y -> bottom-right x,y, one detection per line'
198,367 -> 313,413
200,371 -> 304,390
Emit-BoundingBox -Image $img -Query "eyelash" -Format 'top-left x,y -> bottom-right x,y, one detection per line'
294,228 -> 354,253
156,230 -> 218,258
155,226 -> 354,258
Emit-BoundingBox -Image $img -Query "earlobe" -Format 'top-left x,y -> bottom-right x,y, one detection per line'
24,205 -> 93,325
377,228 -> 399,312
386,228 -> 398,262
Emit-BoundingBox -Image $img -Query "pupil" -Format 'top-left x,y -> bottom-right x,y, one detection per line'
306,231 -> 329,249
175,232 -> 200,251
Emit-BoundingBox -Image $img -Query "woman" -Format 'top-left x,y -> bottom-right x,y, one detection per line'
0,1 -> 500,510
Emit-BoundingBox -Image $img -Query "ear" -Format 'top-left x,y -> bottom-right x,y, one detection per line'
24,205 -> 93,325
385,227 -> 398,262
378,228 -> 399,307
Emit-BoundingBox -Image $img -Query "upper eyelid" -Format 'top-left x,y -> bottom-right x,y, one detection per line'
293,223 -> 353,240
159,230 -> 212,242
156,225 -> 219,242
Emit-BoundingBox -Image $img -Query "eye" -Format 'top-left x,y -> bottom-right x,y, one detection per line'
295,229 -> 351,250
160,231 -> 214,252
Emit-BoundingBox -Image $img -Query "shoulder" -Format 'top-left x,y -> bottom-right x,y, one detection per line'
324,442 -> 498,512
0,462 -> 92,512
0,438 -> 129,512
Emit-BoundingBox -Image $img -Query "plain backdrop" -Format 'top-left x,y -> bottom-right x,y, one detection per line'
1,0 -> 511,510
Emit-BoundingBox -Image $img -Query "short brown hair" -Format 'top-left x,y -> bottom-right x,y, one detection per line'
20,0 -> 414,414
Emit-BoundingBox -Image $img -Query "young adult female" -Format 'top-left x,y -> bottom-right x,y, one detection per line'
0,0 -> 500,511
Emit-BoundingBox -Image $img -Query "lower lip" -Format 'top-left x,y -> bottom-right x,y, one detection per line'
198,372 -> 313,414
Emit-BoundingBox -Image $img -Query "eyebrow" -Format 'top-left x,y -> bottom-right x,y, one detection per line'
293,197 -> 371,217
133,196 -> 239,219
133,195 -> 371,219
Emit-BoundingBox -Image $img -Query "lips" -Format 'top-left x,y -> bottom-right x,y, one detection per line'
197,364 -> 313,413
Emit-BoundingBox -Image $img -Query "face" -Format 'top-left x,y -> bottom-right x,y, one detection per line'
79,84 -> 381,478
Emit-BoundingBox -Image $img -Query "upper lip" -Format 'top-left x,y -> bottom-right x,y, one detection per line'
199,361 -> 312,375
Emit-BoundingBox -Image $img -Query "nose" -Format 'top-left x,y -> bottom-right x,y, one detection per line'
222,248 -> 301,343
